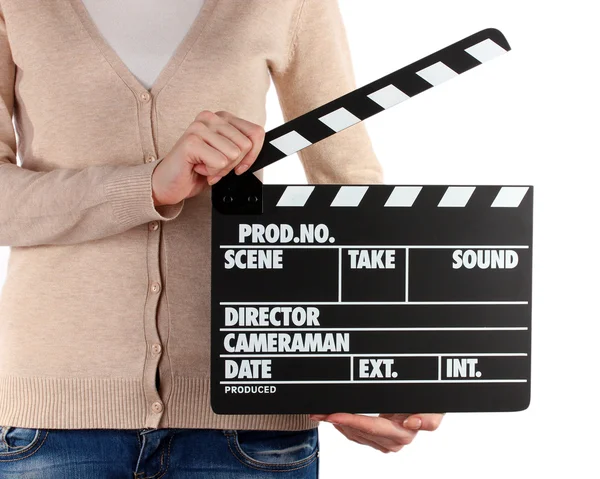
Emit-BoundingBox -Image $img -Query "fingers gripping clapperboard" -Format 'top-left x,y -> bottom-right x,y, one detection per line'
211,29 -> 533,414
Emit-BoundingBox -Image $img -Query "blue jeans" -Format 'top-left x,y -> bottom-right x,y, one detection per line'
0,426 -> 319,478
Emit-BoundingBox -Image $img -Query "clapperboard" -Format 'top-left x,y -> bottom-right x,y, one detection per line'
211,29 -> 533,414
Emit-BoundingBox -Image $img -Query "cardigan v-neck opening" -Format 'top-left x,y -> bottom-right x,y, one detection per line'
67,0 -> 218,96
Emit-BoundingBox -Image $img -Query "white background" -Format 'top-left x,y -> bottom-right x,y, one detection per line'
264,1 -> 599,478
1,1 -> 598,477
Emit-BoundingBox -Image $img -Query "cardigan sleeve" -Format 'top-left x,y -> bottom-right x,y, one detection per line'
0,6 -> 184,247
269,0 -> 384,184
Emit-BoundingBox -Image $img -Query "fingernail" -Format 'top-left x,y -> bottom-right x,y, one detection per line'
235,164 -> 249,175
309,414 -> 327,421
208,176 -> 222,185
403,417 -> 422,430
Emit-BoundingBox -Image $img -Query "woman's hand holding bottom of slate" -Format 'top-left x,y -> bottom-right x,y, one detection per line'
309,412 -> 444,453
151,110 -> 265,207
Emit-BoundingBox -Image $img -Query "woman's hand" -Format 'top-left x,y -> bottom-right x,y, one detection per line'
151,110 -> 265,207
309,412 -> 444,453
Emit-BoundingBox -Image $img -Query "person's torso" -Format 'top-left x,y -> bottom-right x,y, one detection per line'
0,0 -> 296,379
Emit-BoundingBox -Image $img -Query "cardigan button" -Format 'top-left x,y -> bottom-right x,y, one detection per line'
152,401 -> 164,413
145,154 -> 156,163
149,221 -> 159,232
151,343 -> 162,355
151,282 -> 161,294
140,92 -> 151,102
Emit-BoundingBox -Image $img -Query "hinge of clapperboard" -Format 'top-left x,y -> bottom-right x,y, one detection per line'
212,28 -> 511,214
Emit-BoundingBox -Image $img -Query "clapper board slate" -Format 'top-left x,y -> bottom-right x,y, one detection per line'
210,28 -> 533,414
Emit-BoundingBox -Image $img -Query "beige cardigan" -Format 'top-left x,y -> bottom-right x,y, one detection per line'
0,0 -> 383,430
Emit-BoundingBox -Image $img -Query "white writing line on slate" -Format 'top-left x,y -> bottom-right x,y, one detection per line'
220,353 -> 528,358
219,327 -> 529,332
220,379 -> 528,385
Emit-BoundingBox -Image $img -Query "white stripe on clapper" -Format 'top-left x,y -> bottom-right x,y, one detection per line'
367,84 -> 410,109
491,187 -> 529,208
269,130 -> 312,156
319,107 -> 361,132
330,186 -> 369,207
384,186 -> 422,207
417,61 -> 459,86
465,39 -> 508,63
438,186 -> 476,207
276,186 -> 315,207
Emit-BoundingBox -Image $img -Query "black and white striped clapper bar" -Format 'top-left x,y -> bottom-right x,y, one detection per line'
211,29 -> 533,414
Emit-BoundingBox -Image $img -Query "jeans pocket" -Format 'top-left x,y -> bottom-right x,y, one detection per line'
0,425 -> 49,462
225,428 -> 319,472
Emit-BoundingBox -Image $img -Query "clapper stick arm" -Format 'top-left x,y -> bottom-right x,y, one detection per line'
212,28 -> 511,214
